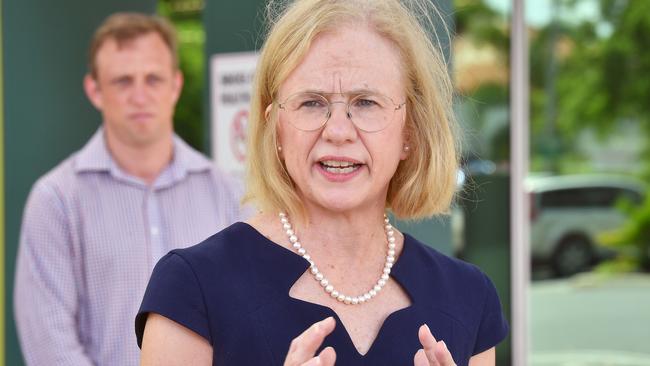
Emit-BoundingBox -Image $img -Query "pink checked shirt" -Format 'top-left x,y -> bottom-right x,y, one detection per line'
14,128 -> 243,365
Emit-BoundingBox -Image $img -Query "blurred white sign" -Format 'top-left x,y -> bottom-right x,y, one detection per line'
210,52 -> 258,177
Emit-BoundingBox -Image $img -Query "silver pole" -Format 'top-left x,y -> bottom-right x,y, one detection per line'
510,0 -> 530,365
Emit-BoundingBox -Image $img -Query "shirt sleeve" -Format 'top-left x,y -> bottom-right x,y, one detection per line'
13,182 -> 95,366
135,252 -> 211,348
211,168 -> 254,223
472,272 -> 509,355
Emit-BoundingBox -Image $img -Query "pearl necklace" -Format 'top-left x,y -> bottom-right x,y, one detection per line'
279,212 -> 396,305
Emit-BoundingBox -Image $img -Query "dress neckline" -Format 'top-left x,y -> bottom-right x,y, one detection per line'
236,221 -> 420,358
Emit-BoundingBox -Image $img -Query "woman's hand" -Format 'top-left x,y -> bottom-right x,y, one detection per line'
284,317 -> 337,366
413,324 -> 457,366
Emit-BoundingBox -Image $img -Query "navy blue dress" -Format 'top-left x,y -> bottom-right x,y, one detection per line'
135,222 -> 508,365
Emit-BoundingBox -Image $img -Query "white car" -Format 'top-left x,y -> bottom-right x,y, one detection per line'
527,175 -> 645,277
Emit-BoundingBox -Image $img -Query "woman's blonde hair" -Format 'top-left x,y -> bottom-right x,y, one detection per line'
245,0 -> 458,220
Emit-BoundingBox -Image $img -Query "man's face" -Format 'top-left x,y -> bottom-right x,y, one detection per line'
84,32 -> 183,148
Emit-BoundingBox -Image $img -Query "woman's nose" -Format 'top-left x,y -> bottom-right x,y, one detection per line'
321,101 -> 358,144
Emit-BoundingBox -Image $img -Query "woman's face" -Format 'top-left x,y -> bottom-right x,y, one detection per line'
275,24 -> 409,215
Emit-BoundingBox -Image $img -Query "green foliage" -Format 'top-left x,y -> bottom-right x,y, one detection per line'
158,0 -> 205,152
555,0 -> 650,141
456,0 -> 650,270
454,0 -> 509,53
556,0 -> 650,271
601,194 -> 650,271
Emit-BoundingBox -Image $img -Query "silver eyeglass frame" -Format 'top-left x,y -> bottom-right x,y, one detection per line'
276,91 -> 406,133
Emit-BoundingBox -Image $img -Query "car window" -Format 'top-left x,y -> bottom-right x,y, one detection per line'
539,187 -> 637,208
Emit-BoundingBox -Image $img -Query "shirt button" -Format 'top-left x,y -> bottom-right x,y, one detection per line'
151,227 -> 159,236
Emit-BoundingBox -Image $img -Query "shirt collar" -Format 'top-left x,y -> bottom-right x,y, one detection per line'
74,127 -> 212,188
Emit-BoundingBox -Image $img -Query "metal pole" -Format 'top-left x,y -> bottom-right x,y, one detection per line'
510,0 -> 530,365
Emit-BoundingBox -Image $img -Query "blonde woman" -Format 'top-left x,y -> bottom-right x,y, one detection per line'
136,1 -> 508,365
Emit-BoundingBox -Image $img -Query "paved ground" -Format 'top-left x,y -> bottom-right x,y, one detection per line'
530,272 -> 650,366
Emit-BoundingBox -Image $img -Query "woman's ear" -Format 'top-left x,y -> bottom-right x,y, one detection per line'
268,104 -> 284,160
400,131 -> 411,160
265,104 -> 273,122
400,144 -> 410,160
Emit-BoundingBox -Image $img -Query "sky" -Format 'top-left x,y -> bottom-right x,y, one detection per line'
483,0 -> 601,27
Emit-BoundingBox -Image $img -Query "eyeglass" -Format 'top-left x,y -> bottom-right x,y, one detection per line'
277,92 -> 406,133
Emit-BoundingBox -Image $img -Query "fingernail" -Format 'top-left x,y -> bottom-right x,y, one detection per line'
441,340 -> 448,350
424,324 -> 431,333
316,317 -> 332,331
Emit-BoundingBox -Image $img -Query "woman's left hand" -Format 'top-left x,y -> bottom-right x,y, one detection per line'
413,324 -> 457,366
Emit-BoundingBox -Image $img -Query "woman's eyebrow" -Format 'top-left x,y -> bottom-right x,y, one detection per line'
298,88 -> 380,95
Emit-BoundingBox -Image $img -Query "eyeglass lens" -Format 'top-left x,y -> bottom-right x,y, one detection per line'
280,92 -> 400,132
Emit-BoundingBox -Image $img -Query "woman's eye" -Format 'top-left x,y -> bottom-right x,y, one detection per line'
354,98 -> 379,108
300,100 -> 326,108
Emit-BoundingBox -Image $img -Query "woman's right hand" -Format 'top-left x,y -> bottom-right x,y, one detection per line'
284,317 -> 337,366
413,324 -> 457,366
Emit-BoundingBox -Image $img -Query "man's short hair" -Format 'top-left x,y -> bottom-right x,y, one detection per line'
88,12 -> 178,79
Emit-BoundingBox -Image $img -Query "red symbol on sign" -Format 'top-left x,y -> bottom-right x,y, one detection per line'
230,109 -> 248,163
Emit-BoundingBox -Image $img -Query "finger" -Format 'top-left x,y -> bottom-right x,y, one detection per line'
413,349 -> 429,366
317,346 -> 337,366
434,341 -> 456,366
301,356 -> 323,366
300,346 -> 336,366
418,324 -> 440,365
285,317 -> 336,365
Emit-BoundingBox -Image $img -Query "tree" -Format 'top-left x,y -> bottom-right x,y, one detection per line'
159,0 -> 205,152
553,0 -> 650,270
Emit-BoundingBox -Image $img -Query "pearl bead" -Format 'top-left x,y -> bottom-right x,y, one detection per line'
281,212 -> 396,306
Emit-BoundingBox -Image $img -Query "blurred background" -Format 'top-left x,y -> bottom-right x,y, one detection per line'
1,0 -> 649,365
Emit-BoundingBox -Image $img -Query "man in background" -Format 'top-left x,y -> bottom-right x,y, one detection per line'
14,13 -> 242,365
